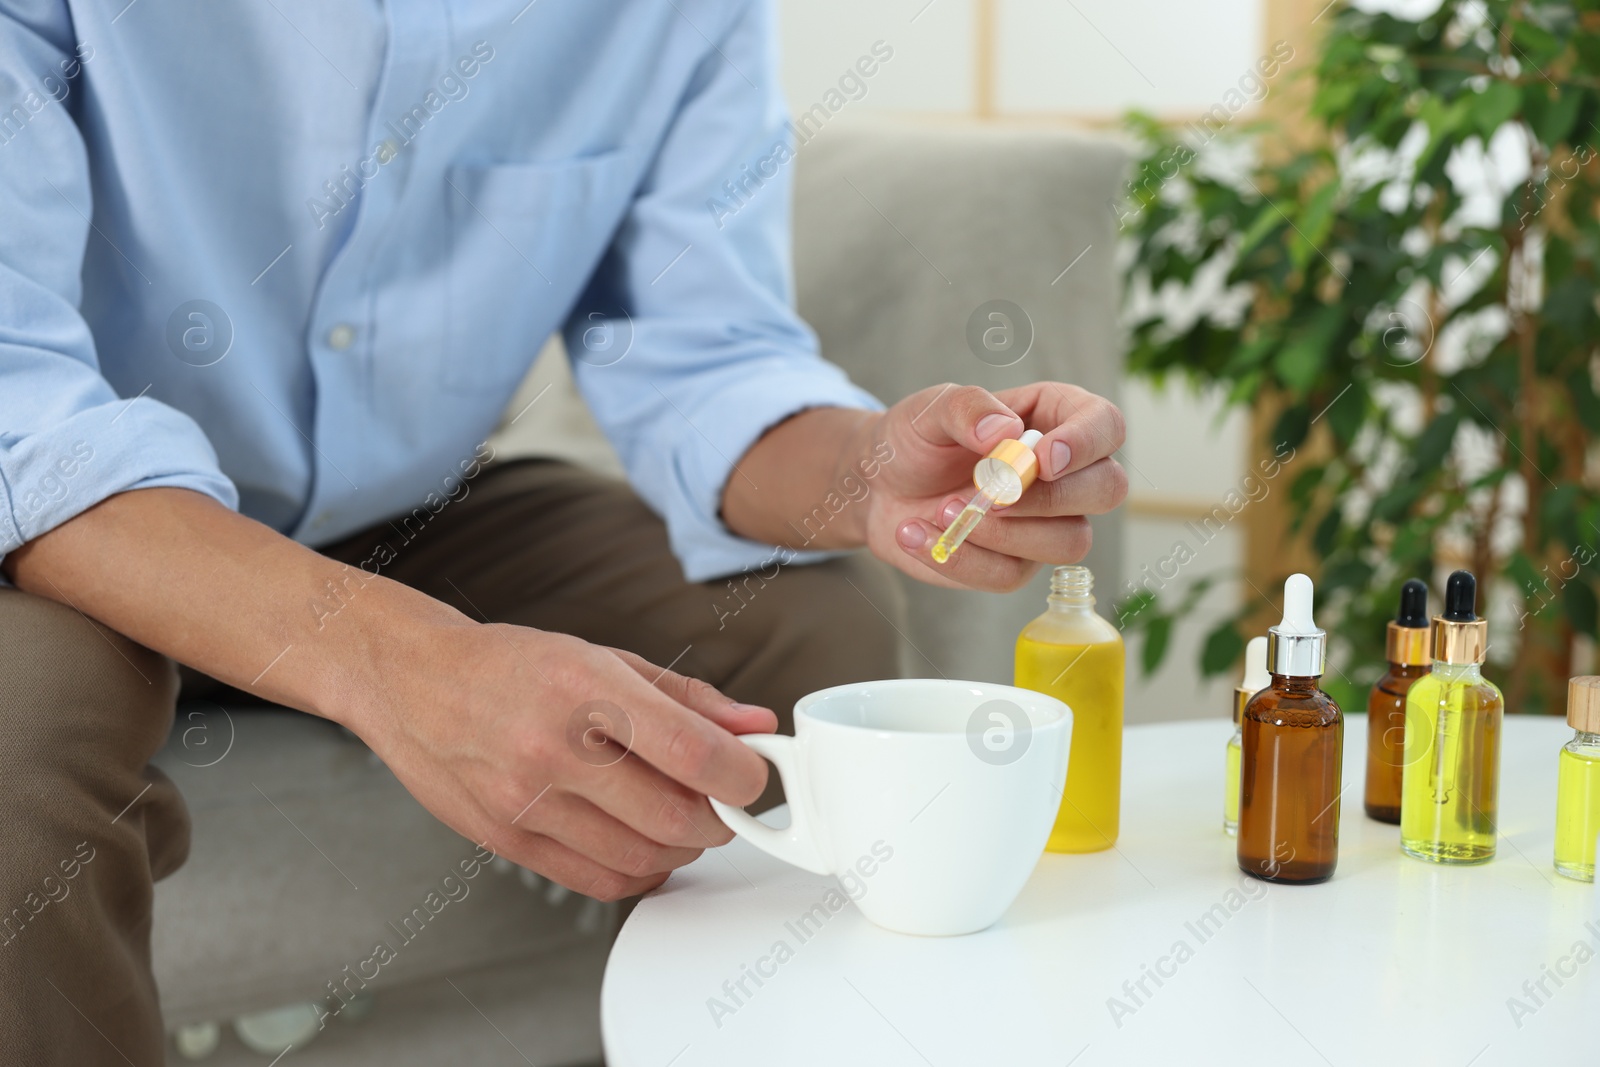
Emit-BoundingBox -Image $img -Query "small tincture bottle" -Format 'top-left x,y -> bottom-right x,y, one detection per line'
1225,636 -> 1269,837
1400,570 -> 1504,865
1238,573 -> 1343,884
1554,676 -> 1600,882
1363,579 -> 1432,824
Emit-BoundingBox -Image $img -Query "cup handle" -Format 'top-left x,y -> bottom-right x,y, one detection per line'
708,734 -> 830,875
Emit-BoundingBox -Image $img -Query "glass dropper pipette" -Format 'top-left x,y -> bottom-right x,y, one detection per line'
931,429 -> 1043,564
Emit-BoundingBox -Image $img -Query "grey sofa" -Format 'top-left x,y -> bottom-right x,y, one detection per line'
152,120 -> 1129,1065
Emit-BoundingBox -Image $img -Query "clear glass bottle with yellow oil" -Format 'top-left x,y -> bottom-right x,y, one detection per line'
1400,571 -> 1503,865
1554,676 -> 1600,882
1225,637 -> 1269,836
1015,565 -> 1124,852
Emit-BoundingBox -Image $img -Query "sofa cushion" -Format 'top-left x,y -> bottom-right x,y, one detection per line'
152,703 -> 612,1024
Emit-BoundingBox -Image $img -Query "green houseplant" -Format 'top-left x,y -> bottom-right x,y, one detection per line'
1115,0 -> 1600,713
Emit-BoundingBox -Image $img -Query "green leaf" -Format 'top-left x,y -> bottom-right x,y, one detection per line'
1537,86 -> 1583,146
1512,18 -> 1559,54
1564,579 -> 1599,637
1272,404 -> 1312,452
1506,550 -> 1542,598
1370,480 -> 1421,523
1324,676 -> 1365,714
1577,35 -> 1600,76
1290,181 -> 1341,274
1200,620 -> 1246,677
1542,484 -> 1582,543
1472,80 -> 1522,138
1313,506 -> 1343,558
1412,409 -> 1460,474
1568,370 -> 1600,435
1289,464 -> 1325,509
1322,557 -> 1373,593
1141,614 -> 1174,676
1223,335 -> 1275,376
1325,382 -> 1366,447
1235,203 -> 1285,263
1273,305 -> 1343,396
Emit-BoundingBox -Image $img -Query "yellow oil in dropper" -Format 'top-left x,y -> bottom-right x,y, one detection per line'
931,487 -> 999,563
931,429 -> 1043,564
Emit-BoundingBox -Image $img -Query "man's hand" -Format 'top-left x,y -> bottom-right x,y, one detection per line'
358,626 -> 777,901
4,488 -> 776,903
862,382 -> 1128,591
724,382 -> 1127,593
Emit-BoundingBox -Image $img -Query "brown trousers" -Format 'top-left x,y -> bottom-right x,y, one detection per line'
0,459 -> 904,1065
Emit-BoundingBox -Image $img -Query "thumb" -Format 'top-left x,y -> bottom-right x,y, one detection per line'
911,384 -> 1024,454
607,647 -> 778,735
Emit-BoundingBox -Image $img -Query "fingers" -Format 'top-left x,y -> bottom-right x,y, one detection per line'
566,749 -> 739,849
931,500 -> 1093,565
486,824 -> 670,903
992,457 -> 1128,518
903,383 -> 1024,453
609,647 -> 778,735
585,651 -> 770,805
993,382 -> 1126,481
892,517 -> 1042,592
513,788 -> 706,878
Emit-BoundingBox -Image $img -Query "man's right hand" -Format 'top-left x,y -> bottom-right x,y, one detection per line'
4,488 -> 774,902
358,625 -> 776,900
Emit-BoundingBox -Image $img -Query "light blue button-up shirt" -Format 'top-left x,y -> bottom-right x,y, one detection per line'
0,0 -> 881,581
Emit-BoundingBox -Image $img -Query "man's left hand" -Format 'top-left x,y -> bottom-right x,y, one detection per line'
859,382 -> 1128,592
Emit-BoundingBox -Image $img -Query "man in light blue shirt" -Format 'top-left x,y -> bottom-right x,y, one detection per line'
0,1 -> 1126,1058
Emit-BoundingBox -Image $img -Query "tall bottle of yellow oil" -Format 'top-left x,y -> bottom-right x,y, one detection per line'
1015,565 -> 1125,852
1400,570 -> 1503,865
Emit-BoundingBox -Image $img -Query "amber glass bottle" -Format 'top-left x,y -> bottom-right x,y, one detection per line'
1238,574 -> 1344,885
1363,579 -> 1431,824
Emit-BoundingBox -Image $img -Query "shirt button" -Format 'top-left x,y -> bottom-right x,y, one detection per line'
326,324 -> 357,351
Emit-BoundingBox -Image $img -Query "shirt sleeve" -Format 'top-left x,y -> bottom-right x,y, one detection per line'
0,4 -> 236,568
564,0 -> 883,583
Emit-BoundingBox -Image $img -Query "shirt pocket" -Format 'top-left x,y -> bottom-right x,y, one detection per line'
441,151 -> 634,394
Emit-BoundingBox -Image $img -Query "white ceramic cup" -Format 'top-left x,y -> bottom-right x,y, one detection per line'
709,678 -> 1071,936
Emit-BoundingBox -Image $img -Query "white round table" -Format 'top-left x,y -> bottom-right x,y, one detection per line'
602,716 -> 1598,1066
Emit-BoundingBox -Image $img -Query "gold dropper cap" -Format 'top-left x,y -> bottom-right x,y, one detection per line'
972,430 -> 1043,505
1431,570 -> 1487,666
1568,676 -> 1600,732
1385,622 -> 1431,667
1386,578 -> 1431,666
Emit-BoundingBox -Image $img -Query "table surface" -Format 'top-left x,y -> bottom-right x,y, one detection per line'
602,716 -> 1599,1067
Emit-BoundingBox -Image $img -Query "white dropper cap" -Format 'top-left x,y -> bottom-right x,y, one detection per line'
1233,635 -> 1270,723
1241,636 -> 1270,692
1019,429 -> 1044,448
1267,572 -> 1327,677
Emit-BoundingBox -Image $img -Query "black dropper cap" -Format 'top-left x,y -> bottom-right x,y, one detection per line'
1442,570 -> 1477,622
1396,579 -> 1428,628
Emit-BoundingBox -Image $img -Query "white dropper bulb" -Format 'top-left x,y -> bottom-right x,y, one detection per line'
1278,572 -> 1319,635
1240,636 -> 1270,692
1019,429 -> 1044,448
